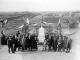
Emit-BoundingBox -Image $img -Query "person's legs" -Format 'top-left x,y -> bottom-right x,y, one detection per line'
14,44 -> 17,52
8,45 -> 10,53
11,44 -> 14,53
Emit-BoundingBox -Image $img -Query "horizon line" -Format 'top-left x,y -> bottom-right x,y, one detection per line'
0,10 -> 80,13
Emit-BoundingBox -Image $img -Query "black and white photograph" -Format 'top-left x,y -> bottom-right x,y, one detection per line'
0,0 -> 80,60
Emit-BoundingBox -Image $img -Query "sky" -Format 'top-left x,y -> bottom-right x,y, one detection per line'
0,0 -> 80,12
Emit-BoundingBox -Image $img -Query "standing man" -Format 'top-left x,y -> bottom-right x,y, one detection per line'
1,30 -> 6,45
16,31 -> 20,37
14,35 -> 18,52
7,36 -> 14,53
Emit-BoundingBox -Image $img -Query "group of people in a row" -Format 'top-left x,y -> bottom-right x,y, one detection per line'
43,33 -> 72,53
7,31 -> 38,53
0,31 -> 72,53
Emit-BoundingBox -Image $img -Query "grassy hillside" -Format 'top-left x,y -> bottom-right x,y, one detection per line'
0,11 -> 41,36
0,11 -> 80,36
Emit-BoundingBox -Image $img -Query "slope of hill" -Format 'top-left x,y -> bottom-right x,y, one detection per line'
0,11 -> 41,35
0,11 -> 80,35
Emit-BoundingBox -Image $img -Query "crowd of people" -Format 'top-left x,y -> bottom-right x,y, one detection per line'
0,31 -> 72,54
43,33 -> 72,53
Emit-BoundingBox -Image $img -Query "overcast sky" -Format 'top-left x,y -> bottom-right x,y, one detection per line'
0,0 -> 80,12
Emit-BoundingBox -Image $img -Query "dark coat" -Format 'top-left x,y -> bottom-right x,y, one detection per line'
1,34 -> 7,45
